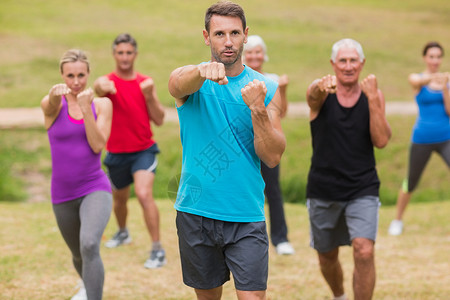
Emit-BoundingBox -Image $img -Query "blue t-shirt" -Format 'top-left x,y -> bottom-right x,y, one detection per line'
412,85 -> 450,144
175,65 -> 278,222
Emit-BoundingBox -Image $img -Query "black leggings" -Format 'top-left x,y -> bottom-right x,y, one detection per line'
52,191 -> 112,300
261,162 -> 289,246
405,141 -> 450,192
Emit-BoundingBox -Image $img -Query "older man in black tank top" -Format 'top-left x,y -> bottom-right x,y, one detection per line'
305,39 -> 391,300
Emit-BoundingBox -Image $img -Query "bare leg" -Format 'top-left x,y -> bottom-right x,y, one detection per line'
394,190 -> 412,221
352,238 -> 375,300
318,248 -> 345,298
236,290 -> 266,300
112,186 -> 130,229
133,170 -> 160,242
195,286 -> 223,300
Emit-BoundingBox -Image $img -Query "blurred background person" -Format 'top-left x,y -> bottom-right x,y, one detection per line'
243,35 -> 294,255
388,41 -> 450,236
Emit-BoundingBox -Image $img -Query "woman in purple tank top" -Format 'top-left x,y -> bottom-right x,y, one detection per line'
41,49 -> 113,300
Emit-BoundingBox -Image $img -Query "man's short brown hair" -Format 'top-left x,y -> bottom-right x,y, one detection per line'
205,1 -> 246,32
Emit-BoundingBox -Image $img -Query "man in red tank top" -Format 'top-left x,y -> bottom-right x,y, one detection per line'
94,33 -> 167,269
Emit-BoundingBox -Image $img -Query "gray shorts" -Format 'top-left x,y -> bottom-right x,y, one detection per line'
176,211 -> 269,291
307,195 -> 380,253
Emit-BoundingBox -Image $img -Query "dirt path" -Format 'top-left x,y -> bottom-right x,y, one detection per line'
0,102 -> 417,129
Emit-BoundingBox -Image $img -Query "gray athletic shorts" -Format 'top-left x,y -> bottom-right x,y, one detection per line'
307,195 -> 380,253
176,211 -> 269,291
103,144 -> 159,189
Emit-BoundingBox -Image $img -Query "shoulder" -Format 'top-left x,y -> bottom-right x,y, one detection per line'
94,97 -> 112,111
246,67 -> 278,90
136,72 -> 150,82
264,72 -> 280,82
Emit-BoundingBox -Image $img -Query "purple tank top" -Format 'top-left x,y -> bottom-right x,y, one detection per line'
47,96 -> 111,204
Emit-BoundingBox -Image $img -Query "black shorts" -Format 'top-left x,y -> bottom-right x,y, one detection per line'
176,211 -> 269,291
103,144 -> 159,189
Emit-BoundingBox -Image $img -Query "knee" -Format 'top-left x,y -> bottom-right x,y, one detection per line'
80,238 -> 100,258
352,238 -> 374,262
135,186 -> 153,204
318,248 -> 339,266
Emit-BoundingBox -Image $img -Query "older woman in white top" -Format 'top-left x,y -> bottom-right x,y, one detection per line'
243,35 -> 294,255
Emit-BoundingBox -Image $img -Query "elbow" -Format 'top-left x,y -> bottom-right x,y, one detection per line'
261,151 -> 283,168
263,159 -> 280,169
153,110 -> 165,126
373,134 -> 391,149
92,146 -> 103,154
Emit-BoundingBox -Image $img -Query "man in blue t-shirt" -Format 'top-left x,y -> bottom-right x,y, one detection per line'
168,2 -> 285,299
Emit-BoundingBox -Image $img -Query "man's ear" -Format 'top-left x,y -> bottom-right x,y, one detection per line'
244,27 -> 249,44
203,29 -> 210,46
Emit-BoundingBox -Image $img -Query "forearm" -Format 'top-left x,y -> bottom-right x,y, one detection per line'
146,96 -> 165,126
93,77 -> 110,97
81,106 -> 107,153
368,96 -> 391,148
443,85 -> 450,116
168,65 -> 205,100
279,86 -> 288,118
252,106 -> 286,168
306,80 -> 327,112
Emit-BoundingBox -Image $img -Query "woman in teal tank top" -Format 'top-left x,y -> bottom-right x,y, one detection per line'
389,41 -> 450,236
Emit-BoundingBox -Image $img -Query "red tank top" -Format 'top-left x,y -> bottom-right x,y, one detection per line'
106,72 -> 155,153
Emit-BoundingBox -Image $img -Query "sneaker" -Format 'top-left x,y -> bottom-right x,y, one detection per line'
71,280 -> 87,300
105,230 -> 132,248
144,249 -> 167,269
276,241 -> 295,255
388,220 -> 403,236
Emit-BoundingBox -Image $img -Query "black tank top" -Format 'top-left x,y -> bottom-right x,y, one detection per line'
306,92 -> 380,201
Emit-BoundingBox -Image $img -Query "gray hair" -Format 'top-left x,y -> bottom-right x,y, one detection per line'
331,38 -> 365,62
243,35 -> 269,62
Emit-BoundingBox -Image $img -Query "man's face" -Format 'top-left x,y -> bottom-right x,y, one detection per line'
203,15 -> 248,67
113,42 -> 137,72
331,47 -> 364,86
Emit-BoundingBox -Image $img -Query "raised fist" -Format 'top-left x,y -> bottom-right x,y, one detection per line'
49,83 -> 71,97
77,88 -> 95,107
317,74 -> 337,94
278,74 -> 289,88
241,79 -> 267,109
360,74 -> 378,98
198,62 -> 228,85
97,77 -> 117,94
140,78 -> 154,98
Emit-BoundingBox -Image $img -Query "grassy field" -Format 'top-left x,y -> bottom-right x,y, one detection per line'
1,1 -> 450,298
0,198 -> 449,299
1,0 -> 450,108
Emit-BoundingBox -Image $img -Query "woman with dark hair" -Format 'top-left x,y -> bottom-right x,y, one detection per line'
388,42 -> 450,236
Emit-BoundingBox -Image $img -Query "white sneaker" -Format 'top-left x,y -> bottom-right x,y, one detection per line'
105,230 -> 132,248
388,220 -> 403,236
275,242 -> 295,255
71,281 -> 87,300
144,249 -> 167,269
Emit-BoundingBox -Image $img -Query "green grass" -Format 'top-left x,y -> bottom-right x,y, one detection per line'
0,199 -> 449,299
1,115 -> 450,206
1,0 -> 450,108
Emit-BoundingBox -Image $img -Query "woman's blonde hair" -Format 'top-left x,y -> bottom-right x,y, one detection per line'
59,49 -> 90,74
